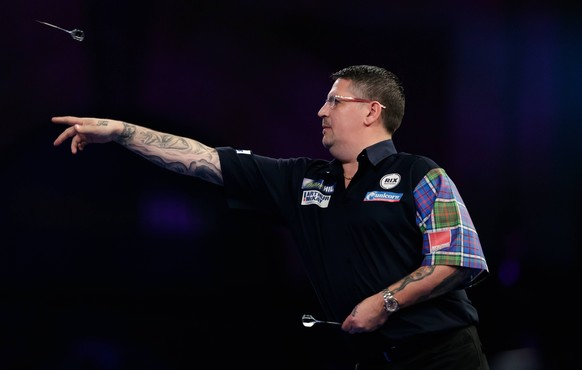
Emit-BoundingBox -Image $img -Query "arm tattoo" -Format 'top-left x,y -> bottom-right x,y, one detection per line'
396,266 -> 436,291
115,122 -> 223,184
141,132 -> 191,149
118,121 -> 136,143
393,266 -> 474,304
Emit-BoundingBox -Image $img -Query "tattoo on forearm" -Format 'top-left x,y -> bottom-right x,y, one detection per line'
115,122 -> 222,184
146,155 -> 222,183
393,266 -> 473,305
118,122 -> 136,143
396,266 -> 436,292
141,132 -> 191,150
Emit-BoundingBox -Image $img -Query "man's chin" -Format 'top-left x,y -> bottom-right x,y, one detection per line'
322,139 -> 332,149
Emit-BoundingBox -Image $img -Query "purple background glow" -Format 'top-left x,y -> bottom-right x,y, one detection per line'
1,1 -> 580,369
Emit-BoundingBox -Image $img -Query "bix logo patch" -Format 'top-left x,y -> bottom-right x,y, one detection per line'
380,173 -> 401,190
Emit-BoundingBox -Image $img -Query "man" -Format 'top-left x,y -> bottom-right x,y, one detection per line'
52,65 -> 490,369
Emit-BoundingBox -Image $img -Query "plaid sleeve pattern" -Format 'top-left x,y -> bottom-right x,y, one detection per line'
414,168 -> 489,276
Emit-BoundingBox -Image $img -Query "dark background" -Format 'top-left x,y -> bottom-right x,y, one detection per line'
1,1 -> 581,369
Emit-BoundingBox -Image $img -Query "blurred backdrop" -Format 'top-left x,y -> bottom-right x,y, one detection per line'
1,1 -> 581,369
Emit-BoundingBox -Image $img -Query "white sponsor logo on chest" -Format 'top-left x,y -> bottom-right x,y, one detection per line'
301,190 -> 331,208
380,173 -> 401,189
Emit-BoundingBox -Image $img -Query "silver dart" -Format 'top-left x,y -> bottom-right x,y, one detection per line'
36,20 -> 84,41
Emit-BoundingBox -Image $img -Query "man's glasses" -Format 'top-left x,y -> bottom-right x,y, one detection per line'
324,95 -> 386,109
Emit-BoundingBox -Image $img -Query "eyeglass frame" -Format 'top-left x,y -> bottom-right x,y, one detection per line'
324,95 -> 386,109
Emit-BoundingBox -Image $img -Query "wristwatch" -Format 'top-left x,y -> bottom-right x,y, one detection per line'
382,289 -> 400,313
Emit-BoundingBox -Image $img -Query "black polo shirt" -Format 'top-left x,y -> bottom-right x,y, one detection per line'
216,140 -> 481,354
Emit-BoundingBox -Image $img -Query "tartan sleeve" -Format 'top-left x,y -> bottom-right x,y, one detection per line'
414,168 -> 489,284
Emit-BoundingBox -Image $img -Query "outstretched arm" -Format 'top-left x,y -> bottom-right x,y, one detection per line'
52,116 -> 223,186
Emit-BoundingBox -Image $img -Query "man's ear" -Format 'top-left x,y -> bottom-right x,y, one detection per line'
364,101 -> 384,126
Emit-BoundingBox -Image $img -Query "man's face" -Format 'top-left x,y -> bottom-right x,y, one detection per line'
318,79 -> 370,157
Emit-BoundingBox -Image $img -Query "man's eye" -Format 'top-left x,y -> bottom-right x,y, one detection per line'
325,96 -> 340,108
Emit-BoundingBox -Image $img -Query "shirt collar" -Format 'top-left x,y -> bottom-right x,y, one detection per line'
358,139 -> 397,166
329,140 -> 397,177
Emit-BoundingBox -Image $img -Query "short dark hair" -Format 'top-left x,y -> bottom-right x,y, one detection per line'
331,65 -> 405,134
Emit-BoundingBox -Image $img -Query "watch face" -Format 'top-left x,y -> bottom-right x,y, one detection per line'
383,290 -> 399,313
385,298 -> 398,312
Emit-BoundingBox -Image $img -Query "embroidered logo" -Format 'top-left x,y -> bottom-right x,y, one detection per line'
302,190 -> 331,208
301,178 -> 334,208
301,178 -> 335,193
363,191 -> 402,202
380,173 -> 401,190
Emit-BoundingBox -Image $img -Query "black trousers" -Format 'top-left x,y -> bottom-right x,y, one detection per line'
355,325 -> 490,370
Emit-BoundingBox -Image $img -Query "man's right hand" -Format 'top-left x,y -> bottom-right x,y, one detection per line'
52,116 -> 124,154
